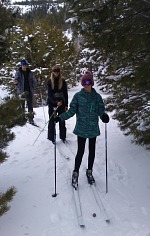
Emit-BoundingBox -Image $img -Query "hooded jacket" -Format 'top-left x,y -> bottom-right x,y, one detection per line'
60,88 -> 105,138
14,68 -> 37,96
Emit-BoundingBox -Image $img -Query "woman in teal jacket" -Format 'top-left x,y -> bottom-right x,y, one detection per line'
55,71 -> 109,189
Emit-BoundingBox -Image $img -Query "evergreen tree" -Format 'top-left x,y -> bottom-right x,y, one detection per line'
7,16 -> 77,103
65,0 -> 150,148
20,0 -> 69,31
0,0 -> 26,216
0,0 -> 17,64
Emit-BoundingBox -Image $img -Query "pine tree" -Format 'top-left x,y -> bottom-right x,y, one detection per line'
0,1 -> 26,216
7,15 -> 78,103
65,0 -> 150,147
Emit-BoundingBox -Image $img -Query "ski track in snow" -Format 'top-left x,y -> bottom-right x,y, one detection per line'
45,125 -> 150,236
55,115 -> 150,235
0,85 -> 150,236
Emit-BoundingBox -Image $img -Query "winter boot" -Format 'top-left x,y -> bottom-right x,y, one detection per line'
61,138 -> 66,143
86,169 -> 95,185
28,112 -> 34,124
72,170 -> 79,190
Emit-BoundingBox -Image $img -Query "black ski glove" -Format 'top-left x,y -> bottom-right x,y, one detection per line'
102,113 -> 109,123
54,116 -> 61,123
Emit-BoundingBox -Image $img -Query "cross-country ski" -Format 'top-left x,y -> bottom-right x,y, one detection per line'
72,183 -> 85,228
90,184 -> 111,224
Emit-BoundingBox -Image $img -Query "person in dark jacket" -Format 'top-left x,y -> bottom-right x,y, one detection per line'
14,59 -> 37,123
47,65 -> 68,144
54,71 -> 109,189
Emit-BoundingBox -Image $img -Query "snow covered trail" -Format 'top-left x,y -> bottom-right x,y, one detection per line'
0,84 -> 150,236
53,130 -> 150,236
67,121 -> 150,235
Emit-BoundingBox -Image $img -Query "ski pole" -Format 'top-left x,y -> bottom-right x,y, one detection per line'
33,106 -> 58,145
105,123 -> 108,193
52,107 -> 58,197
39,86 -> 46,124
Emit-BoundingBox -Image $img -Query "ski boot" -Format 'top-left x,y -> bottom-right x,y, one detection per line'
29,119 -> 34,125
61,138 -> 66,143
86,169 -> 95,185
28,112 -> 34,123
72,170 -> 79,190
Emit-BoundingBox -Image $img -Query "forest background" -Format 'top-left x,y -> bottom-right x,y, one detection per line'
0,0 -> 150,216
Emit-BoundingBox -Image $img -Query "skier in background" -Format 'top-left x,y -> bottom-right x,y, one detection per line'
14,59 -> 38,124
47,65 -> 68,144
54,71 -> 109,189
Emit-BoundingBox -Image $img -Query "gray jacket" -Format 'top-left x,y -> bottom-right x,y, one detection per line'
14,68 -> 37,96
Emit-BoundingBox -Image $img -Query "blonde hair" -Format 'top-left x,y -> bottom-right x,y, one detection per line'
50,72 -> 63,90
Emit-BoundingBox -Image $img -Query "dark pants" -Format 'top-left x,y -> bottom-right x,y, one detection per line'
48,105 -> 66,142
21,93 -> 33,113
74,136 -> 96,173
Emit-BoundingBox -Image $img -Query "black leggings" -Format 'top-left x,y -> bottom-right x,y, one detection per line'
74,136 -> 96,173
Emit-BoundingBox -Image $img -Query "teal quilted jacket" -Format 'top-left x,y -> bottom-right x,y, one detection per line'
60,88 -> 105,138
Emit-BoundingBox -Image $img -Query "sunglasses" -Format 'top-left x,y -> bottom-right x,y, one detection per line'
53,69 -> 60,73
82,79 -> 92,86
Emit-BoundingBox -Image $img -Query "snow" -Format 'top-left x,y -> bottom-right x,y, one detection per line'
11,4 -> 31,14
65,17 -> 78,24
24,36 -> 29,42
0,85 -> 8,100
0,83 -> 150,236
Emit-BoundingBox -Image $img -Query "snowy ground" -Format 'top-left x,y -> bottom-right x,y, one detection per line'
0,84 -> 150,236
